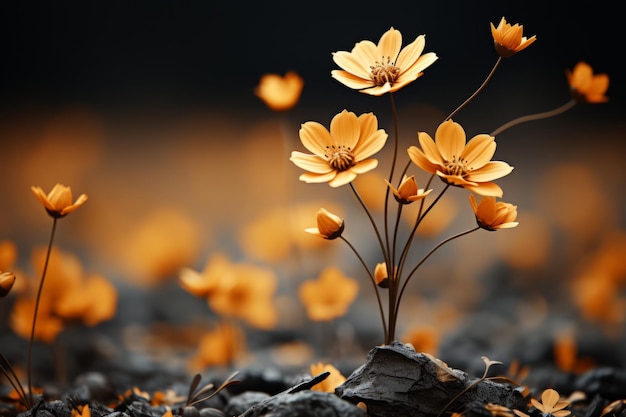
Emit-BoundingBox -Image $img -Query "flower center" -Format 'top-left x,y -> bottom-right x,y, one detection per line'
370,56 -> 400,86
325,144 -> 355,171
445,156 -> 471,177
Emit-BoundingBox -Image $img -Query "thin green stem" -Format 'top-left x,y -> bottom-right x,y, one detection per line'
445,57 -> 502,121
340,236 -> 388,344
27,216 -> 57,405
395,227 -> 479,326
490,99 -> 577,136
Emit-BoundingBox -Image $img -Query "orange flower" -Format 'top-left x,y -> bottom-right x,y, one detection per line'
9,246 -> 117,342
71,404 -> 91,417
310,362 -> 346,392
531,389 -> 571,417
187,322 -> 245,371
386,175 -> 432,204
331,27 -> 438,95
290,109 -> 388,187
305,208 -> 344,240
299,266 -> 358,321
469,194 -> 518,231
31,183 -> 87,218
179,253 -> 231,297
490,17 -> 536,57
206,257 -> 278,330
254,71 -> 304,111
0,271 -> 16,297
407,120 -> 513,196
11,297 -> 64,343
566,61 -> 609,103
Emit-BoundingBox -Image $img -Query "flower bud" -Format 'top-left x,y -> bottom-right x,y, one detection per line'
0,271 -> 16,297
469,194 -> 518,231
305,208 -> 344,240
374,262 -> 389,288
386,175 -> 432,204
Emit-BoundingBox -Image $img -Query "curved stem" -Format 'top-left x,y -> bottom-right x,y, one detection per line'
395,227 -> 479,326
397,184 -> 449,279
27,216 -> 57,405
340,236 -> 388,344
350,183 -> 389,267
445,57 -> 502,121
491,99 -> 576,136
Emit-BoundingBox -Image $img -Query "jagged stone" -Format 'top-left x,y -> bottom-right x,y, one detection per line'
238,372 -> 366,417
237,390 -> 366,417
335,341 -> 526,417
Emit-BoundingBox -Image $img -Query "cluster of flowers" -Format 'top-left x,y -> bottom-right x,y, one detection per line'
256,18 -> 609,349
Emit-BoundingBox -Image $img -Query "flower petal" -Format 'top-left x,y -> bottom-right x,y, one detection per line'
350,158 -> 378,174
299,121 -> 333,155
462,134 -> 496,168
300,171 -> 337,184
436,120 -> 466,162
290,152 -> 333,174
329,110 -> 360,149
377,27 -> 402,61
464,181 -> 504,197
329,170 -> 358,187
466,161 -> 514,182
331,70 -> 375,90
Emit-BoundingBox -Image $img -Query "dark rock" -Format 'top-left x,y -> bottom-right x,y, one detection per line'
336,341 -> 526,417
225,392 -> 271,416
575,367 -> 626,400
238,390 -> 366,417
238,372 -> 366,417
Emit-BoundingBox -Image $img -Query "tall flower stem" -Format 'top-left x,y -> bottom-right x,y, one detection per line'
27,217 -> 57,405
340,236 -> 388,343
384,92 -> 400,278
350,183 -> 390,267
393,226 -> 480,330
445,57 -> 502,121
490,99 -> 576,136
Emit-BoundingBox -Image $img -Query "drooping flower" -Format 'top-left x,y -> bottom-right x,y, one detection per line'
254,71 -> 304,111
0,271 -> 16,297
407,119 -> 513,197
374,262 -> 389,288
290,109 -> 388,187
566,61 -> 609,103
299,266 -> 358,321
386,175 -> 432,204
305,208 -> 344,240
331,27 -> 438,95
310,362 -> 346,392
31,183 -> 88,218
469,194 -> 518,231
490,17 -> 536,57
531,389 -> 571,417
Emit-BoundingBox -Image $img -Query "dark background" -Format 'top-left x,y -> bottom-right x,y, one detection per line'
0,1 -> 622,118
